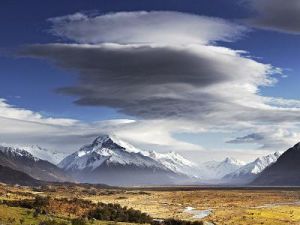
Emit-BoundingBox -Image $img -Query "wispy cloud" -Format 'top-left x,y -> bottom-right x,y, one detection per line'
0,98 -> 201,154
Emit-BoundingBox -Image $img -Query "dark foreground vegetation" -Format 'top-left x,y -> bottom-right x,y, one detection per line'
87,202 -> 152,223
152,219 -> 204,225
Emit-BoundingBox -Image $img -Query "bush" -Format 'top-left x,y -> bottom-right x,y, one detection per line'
87,202 -> 152,223
39,220 -> 68,225
71,218 -> 87,225
153,219 -> 203,225
3,195 -> 50,209
34,195 -> 50,207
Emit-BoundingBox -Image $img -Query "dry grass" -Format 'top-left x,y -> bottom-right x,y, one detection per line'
2,184 -> 300,225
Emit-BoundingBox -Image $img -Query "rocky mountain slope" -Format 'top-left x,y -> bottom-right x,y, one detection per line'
223,152 -> 281,184
0,165 -> 41,186
0,145 -> 72,182
252,143 -> 300,186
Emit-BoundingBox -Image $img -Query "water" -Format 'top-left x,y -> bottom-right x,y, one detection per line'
183,206 -> 213,219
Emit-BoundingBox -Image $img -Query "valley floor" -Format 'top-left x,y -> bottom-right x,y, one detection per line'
1,184 -> 300,225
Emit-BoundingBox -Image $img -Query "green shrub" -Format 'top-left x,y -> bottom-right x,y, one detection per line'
153,219 -> 203,225
87,202 -> 152,223
34,195 -> 50,207
39,220 -> 68,225
71,218 -> 87,225
3,195 -> 50,209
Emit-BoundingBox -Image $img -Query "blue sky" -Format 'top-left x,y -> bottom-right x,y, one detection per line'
1,0 -> 300,162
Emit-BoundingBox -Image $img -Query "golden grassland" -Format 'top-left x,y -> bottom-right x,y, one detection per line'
0,204 -> 142,225
2,184 -> 300,225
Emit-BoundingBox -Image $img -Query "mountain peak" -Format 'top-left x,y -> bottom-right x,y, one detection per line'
59,134 -> 199,181
223,157 -> 245,166
90,134 -> 144,155
92,134 -> 124,150
93,134 -> 111,143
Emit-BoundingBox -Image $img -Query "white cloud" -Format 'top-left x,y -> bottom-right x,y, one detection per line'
13,11 -> 300,160
227,126 -> 300,150
0,98 -> 77,126
0,98 -> 201,154
49,11 -> 247,45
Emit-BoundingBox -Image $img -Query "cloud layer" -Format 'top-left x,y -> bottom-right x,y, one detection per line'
22,43 -> 280,122
246,0 -> 300,34
49,11 -> 246,44
0,98 -> 200,155
16,11 -> 300,158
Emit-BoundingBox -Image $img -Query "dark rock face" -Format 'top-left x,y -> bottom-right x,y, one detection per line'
252,143 -> 300,186
0,165 -> 41,186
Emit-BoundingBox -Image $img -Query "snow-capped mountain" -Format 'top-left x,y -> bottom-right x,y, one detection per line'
0,143 -> 66,165
59,135 -> 168,170
145,150 -> 200,178
6,144 -> 66,164
201,157 -> 246,179
223,152 -> 281,184
252,143 -> 300,186
0,145 -> 38,161
0,145 -> 72,182
59,134 -> 197,185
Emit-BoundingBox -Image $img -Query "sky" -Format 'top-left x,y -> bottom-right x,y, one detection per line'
1,0 -> 300,163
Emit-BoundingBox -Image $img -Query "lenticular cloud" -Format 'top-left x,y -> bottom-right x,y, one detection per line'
48,11 -> 247,45
20,11 -> 300,151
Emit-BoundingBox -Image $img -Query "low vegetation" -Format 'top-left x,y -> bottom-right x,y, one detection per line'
152,219 -> 204,225
87,202 -> 152,223
2,195 -> 49,208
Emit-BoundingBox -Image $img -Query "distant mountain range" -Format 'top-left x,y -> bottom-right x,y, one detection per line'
13,144 -> 67,164
223,152 -> 281,184
0,145 -> 72,182
252,143 -> 300,186
202,157 -> 246,180
0,134 -> 292,186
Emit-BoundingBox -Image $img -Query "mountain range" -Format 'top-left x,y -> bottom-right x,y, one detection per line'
223,152 -> 281,184
202,157 -> 246,180
0,145 -> 72,182
0,134 -> 292,186
252,143 -> 300,186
